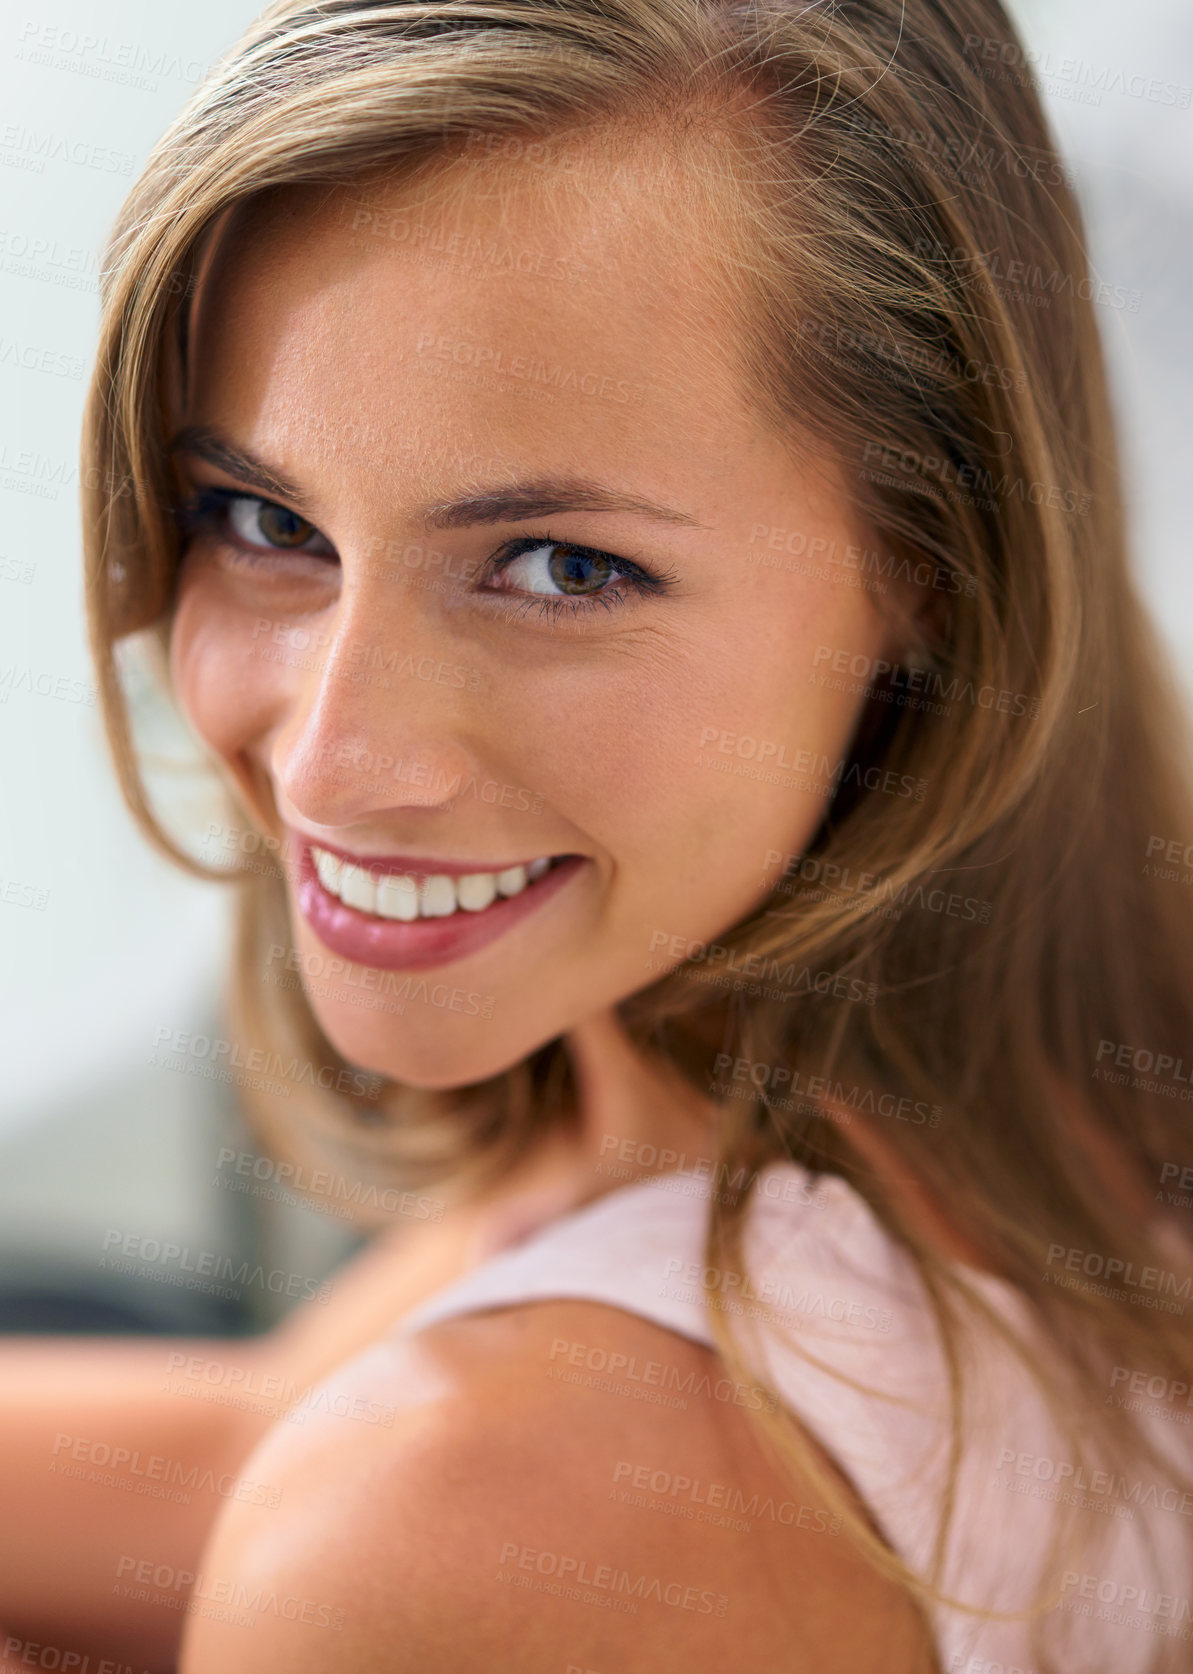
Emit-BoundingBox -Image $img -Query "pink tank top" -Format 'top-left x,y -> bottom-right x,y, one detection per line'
396,1161 -> 1193,1671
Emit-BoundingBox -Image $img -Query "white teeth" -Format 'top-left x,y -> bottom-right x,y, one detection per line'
419,874 -> 458,918
338,861 -> 377,914
311,847 -> 557,919
376,874 -> 419,921
315,849 -> 342,893
455,872 -> 498,912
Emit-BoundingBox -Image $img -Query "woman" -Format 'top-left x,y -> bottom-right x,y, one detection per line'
3,0 -> 1192,1669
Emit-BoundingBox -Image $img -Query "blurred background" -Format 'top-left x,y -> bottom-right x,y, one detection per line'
0,0 -> 1190,1336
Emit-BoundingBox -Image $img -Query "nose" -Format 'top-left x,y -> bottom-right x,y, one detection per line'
264,571 -> 486,834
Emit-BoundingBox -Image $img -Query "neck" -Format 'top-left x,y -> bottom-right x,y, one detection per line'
433,1009 -> 721,1267
563,1006 -> 718,1186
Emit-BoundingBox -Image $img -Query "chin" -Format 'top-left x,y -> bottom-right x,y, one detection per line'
307,988 -> 549,1092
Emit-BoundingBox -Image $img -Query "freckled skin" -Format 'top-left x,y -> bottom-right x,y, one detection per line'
169,140 -> 905,1094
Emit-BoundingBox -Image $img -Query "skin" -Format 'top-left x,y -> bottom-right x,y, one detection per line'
179,1301 -> 939,1674
137,132 -> 942,1669
167,138 -> 911,1105
0,125 -> 1163,1674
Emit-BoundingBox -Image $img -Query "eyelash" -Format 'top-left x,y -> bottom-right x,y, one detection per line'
172,487 -> 677,623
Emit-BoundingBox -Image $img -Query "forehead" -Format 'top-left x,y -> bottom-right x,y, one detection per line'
181,131 -> 771,494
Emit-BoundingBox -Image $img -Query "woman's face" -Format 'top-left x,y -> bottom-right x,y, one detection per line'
169,140 -> 904,1088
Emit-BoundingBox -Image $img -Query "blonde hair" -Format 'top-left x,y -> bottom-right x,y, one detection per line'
82,2 -> 1193,1666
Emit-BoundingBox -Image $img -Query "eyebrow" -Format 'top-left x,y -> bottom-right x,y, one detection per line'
422,481 -> 703,530
170,425 -> 313,512
169,424 -> 704,531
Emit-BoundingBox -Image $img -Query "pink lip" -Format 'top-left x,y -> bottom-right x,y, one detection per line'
290,833 -> 555,880
291,839 -> 587,972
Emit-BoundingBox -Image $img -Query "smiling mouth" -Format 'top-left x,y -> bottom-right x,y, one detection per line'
311,846 -> 568,920
292,839 -> 587,972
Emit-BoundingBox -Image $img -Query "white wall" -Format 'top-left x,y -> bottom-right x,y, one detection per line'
1005,0 -> 1193,682
0,6 -> 254,1137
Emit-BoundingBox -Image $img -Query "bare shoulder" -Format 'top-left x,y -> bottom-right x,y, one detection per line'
178,1299 -> 937,1674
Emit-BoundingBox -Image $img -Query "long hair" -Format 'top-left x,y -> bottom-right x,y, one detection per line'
81,2 -> 1193,1666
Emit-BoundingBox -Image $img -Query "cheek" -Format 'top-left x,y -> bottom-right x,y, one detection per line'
543,589 -> 888,923
704,579 -> 894,780
474,634 -> 846,929
169,570 -> 285,763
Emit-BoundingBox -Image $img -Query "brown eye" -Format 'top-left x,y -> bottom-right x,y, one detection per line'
547,544 -> 614,594
257,503 -> 317,546
498,539 -> 618,598
225,495 -> 335,557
